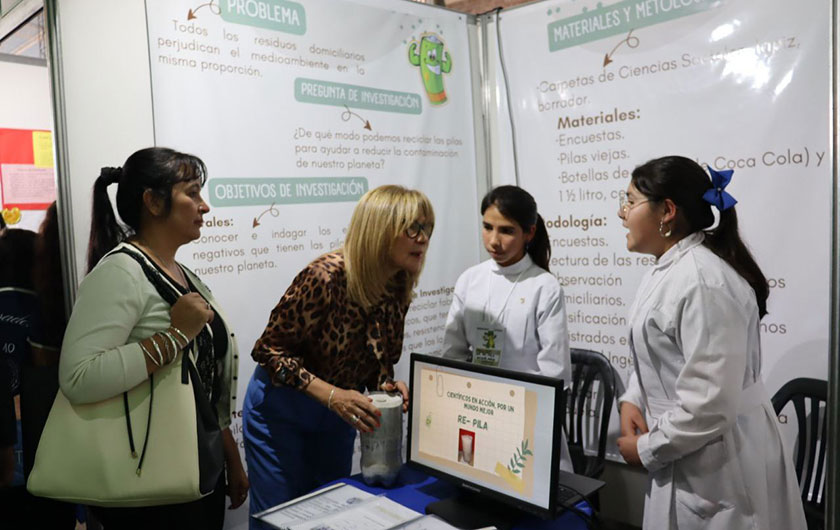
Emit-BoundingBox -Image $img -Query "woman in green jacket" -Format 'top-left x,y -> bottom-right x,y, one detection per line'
59,147 -> 248,529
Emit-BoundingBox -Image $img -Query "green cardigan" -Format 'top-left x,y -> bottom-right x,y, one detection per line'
59,242 -> 238,429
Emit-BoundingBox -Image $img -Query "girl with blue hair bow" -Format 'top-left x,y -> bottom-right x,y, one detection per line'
615,156 -> 805,529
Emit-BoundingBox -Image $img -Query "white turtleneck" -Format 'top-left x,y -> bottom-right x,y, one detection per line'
442,254 -> 570,384
442,253 -> 574,472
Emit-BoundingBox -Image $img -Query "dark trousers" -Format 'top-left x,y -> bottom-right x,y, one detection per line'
0,486 -> 77,529
243,367 -> 357,530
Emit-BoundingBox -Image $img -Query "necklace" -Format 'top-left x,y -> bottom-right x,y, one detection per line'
131,239 -> 188,289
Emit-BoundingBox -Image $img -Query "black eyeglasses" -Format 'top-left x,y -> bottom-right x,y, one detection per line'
405,221 -> 433,240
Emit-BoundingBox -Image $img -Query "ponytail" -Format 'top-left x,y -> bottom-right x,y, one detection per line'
529,214 -> 551,272
703,207 -> 769,317
85,148 -> 208,272
86,167 -> 128,272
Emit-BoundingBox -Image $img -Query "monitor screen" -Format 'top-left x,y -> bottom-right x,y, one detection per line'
407,353 -> 563,518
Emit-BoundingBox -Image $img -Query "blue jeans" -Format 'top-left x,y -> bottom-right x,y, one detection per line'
243,367 -> 356,530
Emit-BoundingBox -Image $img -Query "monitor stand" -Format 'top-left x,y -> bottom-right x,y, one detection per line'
425,491 -> 519,530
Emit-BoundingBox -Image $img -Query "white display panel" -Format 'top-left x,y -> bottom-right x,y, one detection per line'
47,0 -> 835,521
492,0 -> 831,459
52,1 -> 482,527
144,0 -> 482,414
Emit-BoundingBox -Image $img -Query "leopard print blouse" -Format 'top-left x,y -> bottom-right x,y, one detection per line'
252,252 -> 409,391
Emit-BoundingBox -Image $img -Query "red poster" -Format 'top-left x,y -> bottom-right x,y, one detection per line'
0,127 -> 55,212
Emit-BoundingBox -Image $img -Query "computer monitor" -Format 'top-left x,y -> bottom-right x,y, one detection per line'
407,353 -> 565,525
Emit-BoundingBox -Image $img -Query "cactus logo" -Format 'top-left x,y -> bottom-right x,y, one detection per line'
482,330 -> 497,349
408,33 -> 452,105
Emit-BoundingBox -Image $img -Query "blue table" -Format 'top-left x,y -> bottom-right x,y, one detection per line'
333,466 -> 592,530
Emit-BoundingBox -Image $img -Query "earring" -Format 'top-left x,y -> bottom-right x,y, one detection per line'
659,220 -> 672,238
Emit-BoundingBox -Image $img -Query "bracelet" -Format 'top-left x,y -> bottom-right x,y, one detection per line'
140,342 -> 160,367
161,331 -> 180,363
150,335 -> 165,366
169,326 -> 189,347
328,387 -> 336,410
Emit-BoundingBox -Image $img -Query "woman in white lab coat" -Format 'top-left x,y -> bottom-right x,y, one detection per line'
616,156 -> 805,530
442,185 -> 573,471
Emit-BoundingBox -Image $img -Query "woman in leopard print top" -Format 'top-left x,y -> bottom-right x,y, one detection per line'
242,185 -> 434,526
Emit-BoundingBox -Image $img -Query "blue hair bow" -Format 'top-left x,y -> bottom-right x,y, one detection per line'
702,166 -> 737,211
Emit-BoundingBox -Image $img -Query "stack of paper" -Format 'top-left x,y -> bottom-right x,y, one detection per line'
255,483 -> 496,530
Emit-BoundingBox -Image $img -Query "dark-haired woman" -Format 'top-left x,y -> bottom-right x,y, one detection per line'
0,228 -> 36,491
0,228 -> 36,401
442,185 -> 573,471
19,203 -> 75,527
57,147 -> 247,529
615,156 -> 805,529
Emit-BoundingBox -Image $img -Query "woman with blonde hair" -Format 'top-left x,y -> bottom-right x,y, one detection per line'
243,185 -> 434,527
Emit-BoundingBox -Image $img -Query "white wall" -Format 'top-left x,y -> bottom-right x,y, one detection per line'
51,0 -> 155,282
1,0 -> 25,16
0,60 -> 50,128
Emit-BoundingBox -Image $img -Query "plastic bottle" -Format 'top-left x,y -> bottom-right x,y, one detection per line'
360,392 -> 403,486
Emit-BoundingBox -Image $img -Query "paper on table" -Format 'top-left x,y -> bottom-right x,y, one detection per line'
256,483 -> 375,527
274,495 -> 421,530
257,483 -> 423,530
392,513 -> 497,529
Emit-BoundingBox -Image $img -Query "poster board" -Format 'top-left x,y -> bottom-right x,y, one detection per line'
49,1 -> 483,526
491,0 -> 832,459
45,0 -> 835,521
0,128 -> 56,224
143,0 -> 483,449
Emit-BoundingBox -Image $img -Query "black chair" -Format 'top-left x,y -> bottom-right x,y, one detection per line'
771,377 -> 827,530
565,349 -> 616,481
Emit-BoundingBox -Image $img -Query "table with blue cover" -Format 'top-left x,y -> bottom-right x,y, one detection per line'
331,466 -> 592,530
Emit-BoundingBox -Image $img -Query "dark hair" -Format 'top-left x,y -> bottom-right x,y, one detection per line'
480,185 -> 550,271
0,228 -> 36,288
631,155 -> 769,317
0,213 -> 6,230
34,202 -> 67,343
87,147 -> 207,271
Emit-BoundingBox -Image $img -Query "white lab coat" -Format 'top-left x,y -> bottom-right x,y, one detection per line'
620,232 -> 806,530
442,254 -> 574,472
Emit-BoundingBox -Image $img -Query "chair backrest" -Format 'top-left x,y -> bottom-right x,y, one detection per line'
771,377 -> 827,527
565,348 -> 616,479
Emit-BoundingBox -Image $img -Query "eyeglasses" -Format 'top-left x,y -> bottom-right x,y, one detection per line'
618,192 -> 649,217
405,220 -> 433,240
